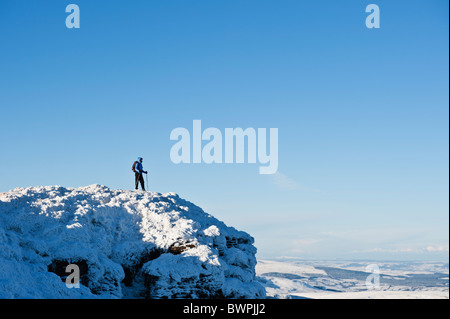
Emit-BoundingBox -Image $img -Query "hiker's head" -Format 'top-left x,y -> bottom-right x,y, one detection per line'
138,157 -> 143,162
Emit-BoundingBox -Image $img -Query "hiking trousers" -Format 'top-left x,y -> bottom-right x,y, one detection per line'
135,173 -> 145,191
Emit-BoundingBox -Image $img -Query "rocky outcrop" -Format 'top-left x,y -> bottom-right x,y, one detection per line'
0,185 -> 265,299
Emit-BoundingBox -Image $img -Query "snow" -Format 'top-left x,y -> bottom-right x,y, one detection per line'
1,184 -> 446,300
0,185 -> 265,299
256,259 -> 449,299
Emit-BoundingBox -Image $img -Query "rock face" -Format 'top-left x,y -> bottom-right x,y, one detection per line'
0,185 -> 266,299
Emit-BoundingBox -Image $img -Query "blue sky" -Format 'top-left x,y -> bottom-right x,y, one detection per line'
0,0 -> 448,261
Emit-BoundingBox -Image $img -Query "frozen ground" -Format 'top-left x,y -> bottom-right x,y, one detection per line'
1,185 -> 447,300
256,259 -> 449,299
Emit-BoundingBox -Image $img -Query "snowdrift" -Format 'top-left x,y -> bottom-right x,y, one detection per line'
0,185 -> 265,299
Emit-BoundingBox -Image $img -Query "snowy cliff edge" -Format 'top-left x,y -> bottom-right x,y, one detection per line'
0,185 -> 266,299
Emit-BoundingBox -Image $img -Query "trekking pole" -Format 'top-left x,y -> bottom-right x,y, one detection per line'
146,173 -> 148,191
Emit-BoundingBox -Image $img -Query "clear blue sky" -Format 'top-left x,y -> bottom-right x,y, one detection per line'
0,0 -> 448,261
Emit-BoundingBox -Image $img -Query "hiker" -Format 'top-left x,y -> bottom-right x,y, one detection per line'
132,157 -> 148,191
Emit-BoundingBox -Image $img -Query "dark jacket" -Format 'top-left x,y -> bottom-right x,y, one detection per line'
134,157 -> 146,174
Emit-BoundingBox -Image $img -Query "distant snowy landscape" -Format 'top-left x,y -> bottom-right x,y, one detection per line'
256,259 -> 449,299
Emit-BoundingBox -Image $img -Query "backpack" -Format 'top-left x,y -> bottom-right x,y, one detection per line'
132,161 -> 138,173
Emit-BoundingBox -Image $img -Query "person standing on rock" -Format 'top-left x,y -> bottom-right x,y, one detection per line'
132,157 -> 148,191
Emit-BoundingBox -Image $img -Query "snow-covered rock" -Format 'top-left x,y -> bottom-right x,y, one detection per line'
0,185 -> 265,299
